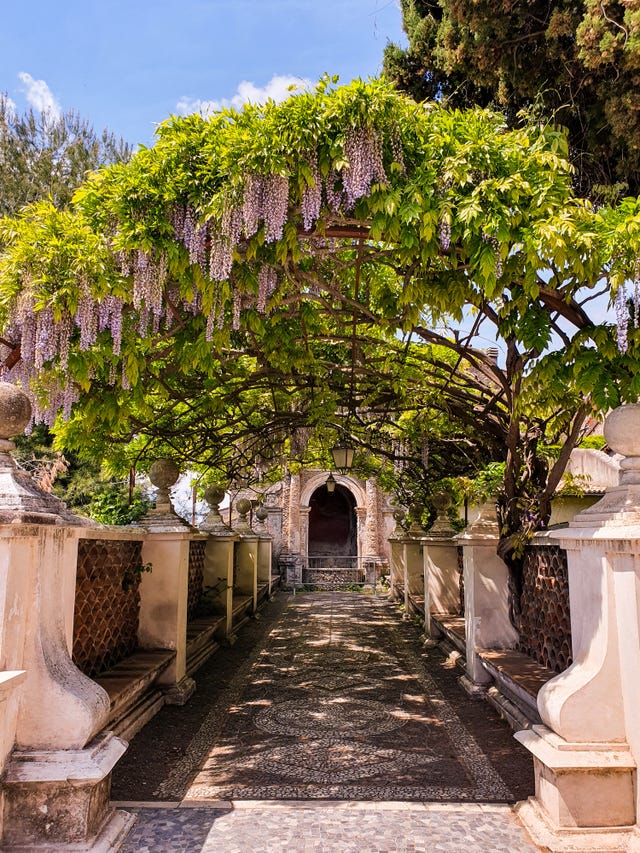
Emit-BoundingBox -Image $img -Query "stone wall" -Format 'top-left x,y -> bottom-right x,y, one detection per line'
517,542 -> 572,673
72,538 -> 144,677
187,539 -> 206,620
301,568 -> 364,586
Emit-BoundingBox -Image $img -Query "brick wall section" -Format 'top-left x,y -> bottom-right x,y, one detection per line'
457,545 -> 464,616
517,544 -> 572,673
302,568 -> 363,586
187,539 -> 206,621
73,538 -> 143,678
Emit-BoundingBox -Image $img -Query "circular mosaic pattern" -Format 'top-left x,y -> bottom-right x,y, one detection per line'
243,738 -> 436,784
254,696 -> 407,737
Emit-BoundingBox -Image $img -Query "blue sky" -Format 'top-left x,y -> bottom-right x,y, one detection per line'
1,0 -> 405,148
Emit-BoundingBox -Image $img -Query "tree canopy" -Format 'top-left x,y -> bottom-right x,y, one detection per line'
1,77 -> 640,612
383,1 -> 640,199
0,97 -> 131,218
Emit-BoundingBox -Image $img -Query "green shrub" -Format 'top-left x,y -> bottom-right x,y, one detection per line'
87,485 -> 151,525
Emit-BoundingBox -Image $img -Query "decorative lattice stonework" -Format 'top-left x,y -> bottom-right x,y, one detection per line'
73,538 -> 143,678
187,539 -> 206,621
302,568 -> 363,586
457,545 -> 465,616
518,544 -> 572,674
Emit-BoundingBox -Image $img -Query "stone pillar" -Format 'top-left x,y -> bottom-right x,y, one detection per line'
138,459 -> 196,705
280,472 -> 291,551
516,405 -> 640,852
299,505 -> 311,570
233,498 -> 259,613
388,509 -> 406,600
0,383 -> 133,851
456,503 -> 518,697
355,506 -> 367,572
404,533 -> 425,617
287,473 -> 301,555
200,486 -> 237,642
364,478 -> 379,559
254,506 -> 274,596
423,493 -> 460,638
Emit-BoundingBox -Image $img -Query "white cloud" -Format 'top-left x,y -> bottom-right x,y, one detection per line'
17,72 -> 61,120
177,74 -> 313,117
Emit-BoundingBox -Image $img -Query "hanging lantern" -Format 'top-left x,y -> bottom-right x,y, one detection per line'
331,444 -> 355,472
326,473 -> 337,493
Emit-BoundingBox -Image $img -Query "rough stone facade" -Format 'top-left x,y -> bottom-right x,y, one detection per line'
234,470 -> 394,580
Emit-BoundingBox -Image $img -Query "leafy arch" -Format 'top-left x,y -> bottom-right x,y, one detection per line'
2,77 -> 640,622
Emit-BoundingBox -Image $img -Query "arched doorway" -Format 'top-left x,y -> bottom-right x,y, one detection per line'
306,483 -> 358,578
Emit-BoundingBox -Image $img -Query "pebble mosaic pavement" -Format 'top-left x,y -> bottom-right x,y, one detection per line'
115,593 -> 545,851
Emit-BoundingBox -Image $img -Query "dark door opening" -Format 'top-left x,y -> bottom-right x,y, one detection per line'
308,483 -> 357,567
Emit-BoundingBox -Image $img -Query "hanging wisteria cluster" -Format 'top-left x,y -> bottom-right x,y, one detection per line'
174,126 -> 389,290
342,126 -> 387,207
1,116 -> 400,428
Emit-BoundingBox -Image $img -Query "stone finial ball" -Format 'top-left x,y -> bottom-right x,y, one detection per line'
603,404 -> 640,459
0,382 -> 32,440
204,484 -> 226,506
408,503 -> 423,520
148,458 -> 180,489
255,505 -> 269,521
236,497 -> 252,516
432,491 -> 452,511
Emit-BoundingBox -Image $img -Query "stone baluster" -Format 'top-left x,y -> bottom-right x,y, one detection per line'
456,502 -> 518,697
254,504 -> 274,598
388,509 -> 406,600
422,492 -> 460,640
403,504 -> 426,617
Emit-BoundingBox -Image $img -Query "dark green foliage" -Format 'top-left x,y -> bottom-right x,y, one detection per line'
384,0 -> 640,198
87,485 -> 151,526
0,97 -> 131,218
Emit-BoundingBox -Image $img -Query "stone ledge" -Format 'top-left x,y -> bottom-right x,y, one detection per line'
431,613 -> 466,656
186,614 -> 226,671
478,648 -> 555,728
408,594 -> 425,616
94,649 -> 175,730
0,670 -> 26,699
517,726 -> 635,768
5,731 -> 126,784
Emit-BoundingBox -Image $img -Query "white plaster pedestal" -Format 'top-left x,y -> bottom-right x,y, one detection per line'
456,504 -> 518,697
515,405 -> 640,852
422,534 -> 460,639
0,524 -> 134,851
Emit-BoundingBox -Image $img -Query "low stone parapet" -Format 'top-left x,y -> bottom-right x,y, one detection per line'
301,568 -> 363,586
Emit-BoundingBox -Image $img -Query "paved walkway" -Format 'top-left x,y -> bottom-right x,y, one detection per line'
113,592 -> 544,851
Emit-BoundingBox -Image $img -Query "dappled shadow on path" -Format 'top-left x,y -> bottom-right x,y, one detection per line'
112,592 -> 532,803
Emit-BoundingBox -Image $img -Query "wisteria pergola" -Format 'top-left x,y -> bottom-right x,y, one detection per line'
1,77 -> 640,605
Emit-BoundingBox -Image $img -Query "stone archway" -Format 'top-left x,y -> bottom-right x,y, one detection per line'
297,472 -> 367,585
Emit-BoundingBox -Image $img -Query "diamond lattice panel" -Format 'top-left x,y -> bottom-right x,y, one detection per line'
187,540 -> 206,620
73,538 -> 143,678
517,544 -> 572,673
